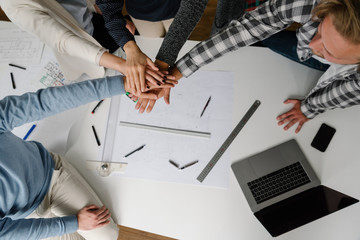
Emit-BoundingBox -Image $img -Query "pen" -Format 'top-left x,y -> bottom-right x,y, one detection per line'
91,99 -> 104,114
23,124 -> 36,140
10,72 -> 16,89
124,144 -> 146,158
180,160 -> 199,170
169,159 -> 180,169
200,96 -> 211,117
9,63 -> 26,70
92,125 -> 101,146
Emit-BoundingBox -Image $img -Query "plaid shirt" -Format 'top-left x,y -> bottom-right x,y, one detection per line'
176,0 -> 360,119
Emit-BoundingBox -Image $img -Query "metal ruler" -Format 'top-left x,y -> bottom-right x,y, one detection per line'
197,100 -> 261,183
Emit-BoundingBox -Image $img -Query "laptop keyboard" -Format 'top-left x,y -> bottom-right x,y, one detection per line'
247,162 -> 311,204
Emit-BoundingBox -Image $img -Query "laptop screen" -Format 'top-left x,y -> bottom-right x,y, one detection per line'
254,185 -> 358,237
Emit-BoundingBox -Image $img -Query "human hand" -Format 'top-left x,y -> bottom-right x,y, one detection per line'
276,99 -> 309,133
123,41 -> 159,94
169,66 -> 183,81
155,59 -> 170,71
135,88 -> 171,113
125,19 -> 136,35
77,205 -> 111,230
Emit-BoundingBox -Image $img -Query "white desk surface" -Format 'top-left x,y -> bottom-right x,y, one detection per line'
1,21 -> 360,240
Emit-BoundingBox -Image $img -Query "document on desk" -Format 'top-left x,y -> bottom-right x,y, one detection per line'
103,71 -> 234,188
0,29 -> 44,64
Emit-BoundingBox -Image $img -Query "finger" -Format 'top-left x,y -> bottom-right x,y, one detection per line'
138,92 -> 158,100
135,98 -> 144,110
146,69 -> 165,82
284,99 -> 298,104
146,100 -> 156,113
84,205 -> 98,211
295,121 -> 304,134
96,220 -> 110,228
276,111 -> 292,121
139,101 -> 147,113
277,115 -> 293,126
146,58 -> 159,71
97,210 -> 111,221
164,89 -> 170,104
134,70 -> 141,95
139,67 -> 146,92
128,72 -> 135,92
284,119 -> 298,131
145,73 -> 161,86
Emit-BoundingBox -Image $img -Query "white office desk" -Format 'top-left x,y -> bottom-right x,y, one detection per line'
63,36 -> 360,240
1,19 -> 358,239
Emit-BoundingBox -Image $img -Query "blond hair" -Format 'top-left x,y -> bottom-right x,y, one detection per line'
312,0 -> 360,44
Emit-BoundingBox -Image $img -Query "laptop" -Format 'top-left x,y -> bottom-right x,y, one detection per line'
231,139 -> 358,237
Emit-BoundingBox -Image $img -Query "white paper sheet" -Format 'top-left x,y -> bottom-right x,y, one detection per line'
104,71 -> 234,188
0,29 -> 44,64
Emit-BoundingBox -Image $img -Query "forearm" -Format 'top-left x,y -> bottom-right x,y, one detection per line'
176,0 -> 304,77
300,80 -> 360,118
156,0 -> 208,66
0,216 -> 77,240
0,76 -> 125,132
95,0 -> 135,48
1,0 -> 104,65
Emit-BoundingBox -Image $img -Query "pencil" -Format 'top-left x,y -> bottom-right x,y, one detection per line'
10,72 -> 16,89
200,96 -> 211,117
92,125 -> 101,146
124,144 -> 146,158
9,63 -> 26,70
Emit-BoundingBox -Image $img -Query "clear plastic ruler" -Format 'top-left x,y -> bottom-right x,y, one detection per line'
197,100 -> 261,183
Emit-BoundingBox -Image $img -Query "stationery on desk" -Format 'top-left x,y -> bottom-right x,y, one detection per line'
99,71 -> 235,188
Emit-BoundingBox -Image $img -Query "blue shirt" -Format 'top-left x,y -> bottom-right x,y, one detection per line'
56,0 -> 94,35
0,75 -> 125,239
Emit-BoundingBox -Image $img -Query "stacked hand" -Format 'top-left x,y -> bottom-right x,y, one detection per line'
127,60 -> 183,113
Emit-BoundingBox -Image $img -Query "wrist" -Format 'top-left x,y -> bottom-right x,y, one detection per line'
155,59 -> 170,71
123,41 -> 139,54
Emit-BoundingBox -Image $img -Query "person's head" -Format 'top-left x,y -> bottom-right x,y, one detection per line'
309,0 -> 360,64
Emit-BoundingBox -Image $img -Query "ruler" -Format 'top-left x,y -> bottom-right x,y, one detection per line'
197,100 -> 261,183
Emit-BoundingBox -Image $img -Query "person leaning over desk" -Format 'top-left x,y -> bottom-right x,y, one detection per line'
0,74 -> 161,240
140,0 -> 360,133
0,0 -> 177,95
95,0 -> 209,96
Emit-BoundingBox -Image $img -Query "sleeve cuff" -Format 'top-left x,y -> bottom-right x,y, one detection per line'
300,100 -> 318,119
95,48 -> 108,66
62,216 -> 78,234
176,55 -> 199,78
107,75 -> 126,96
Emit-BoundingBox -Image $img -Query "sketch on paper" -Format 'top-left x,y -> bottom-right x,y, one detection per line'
32,60 -> 70,88
0,29 -> 44,64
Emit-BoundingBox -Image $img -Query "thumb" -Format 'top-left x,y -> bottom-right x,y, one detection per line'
284,99 -> 297,104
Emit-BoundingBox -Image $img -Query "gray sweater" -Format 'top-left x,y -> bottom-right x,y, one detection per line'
156,0 -> 208,66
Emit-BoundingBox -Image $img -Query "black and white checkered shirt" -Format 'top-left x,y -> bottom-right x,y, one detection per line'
176,0 -> 360,118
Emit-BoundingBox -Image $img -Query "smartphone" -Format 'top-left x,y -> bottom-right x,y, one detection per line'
311,123 -> 336,152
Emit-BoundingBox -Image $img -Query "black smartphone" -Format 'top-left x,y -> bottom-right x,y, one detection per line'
311,123 -> 336,152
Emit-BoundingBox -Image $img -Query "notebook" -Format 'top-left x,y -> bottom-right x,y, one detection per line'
231,139 -> 358,237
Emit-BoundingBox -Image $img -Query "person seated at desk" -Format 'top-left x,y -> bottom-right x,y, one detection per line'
0,74 -> 142,240
151,0 -> 360,133
0,0 -> 174,95
95,0 -> 208,95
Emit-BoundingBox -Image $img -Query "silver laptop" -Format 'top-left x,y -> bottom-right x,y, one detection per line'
231,139 -> 358,237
